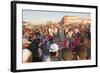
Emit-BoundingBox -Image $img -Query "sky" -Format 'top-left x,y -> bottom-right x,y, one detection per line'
23,10 -> 91,24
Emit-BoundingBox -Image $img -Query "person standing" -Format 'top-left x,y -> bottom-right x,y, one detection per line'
43,43 -> 61,61
22,39 -> 32,63
29,33 -> 43,62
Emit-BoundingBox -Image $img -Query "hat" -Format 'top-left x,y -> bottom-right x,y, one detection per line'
49,43 -> 59,52
22,39 -> 31,45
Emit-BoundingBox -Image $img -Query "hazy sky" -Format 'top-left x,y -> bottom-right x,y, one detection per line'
23,10 -> 91,24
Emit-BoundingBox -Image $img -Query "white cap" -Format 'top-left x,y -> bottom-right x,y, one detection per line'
49,43 -> 59,52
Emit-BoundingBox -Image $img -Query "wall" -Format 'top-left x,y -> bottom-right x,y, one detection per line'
0,0 -> 99,73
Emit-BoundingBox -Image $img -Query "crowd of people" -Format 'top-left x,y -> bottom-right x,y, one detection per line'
22,22 -> 91,63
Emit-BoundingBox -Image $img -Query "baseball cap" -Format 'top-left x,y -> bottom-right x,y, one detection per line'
49,43 -> 59,52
